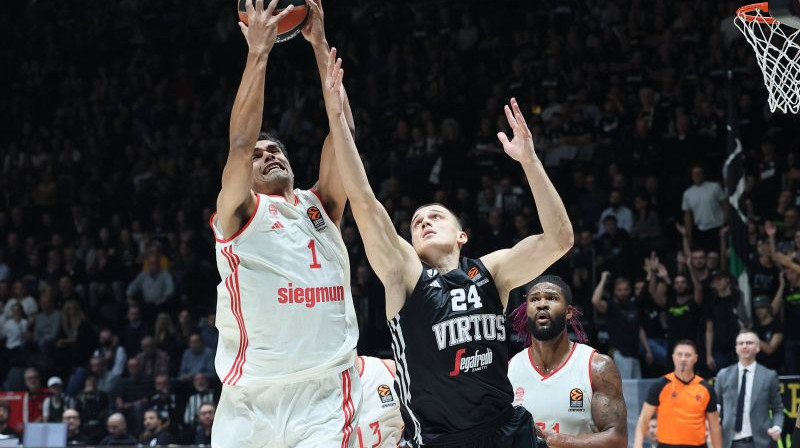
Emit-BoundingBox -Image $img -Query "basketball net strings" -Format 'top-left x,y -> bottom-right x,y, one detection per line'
510,302 -> 588,347
736,9 -> 800,113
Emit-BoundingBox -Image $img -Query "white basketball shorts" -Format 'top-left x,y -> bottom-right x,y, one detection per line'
212,366 -> 361,448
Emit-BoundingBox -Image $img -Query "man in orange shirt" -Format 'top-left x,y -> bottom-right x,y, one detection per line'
633,340 -> 722,448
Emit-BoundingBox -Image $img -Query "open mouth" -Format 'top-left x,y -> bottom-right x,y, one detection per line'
263,162 -> 284,175
535,313 -> 550,324
422,229 -> 436,238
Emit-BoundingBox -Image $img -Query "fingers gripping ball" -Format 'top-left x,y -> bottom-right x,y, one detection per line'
238,0 -> 309,43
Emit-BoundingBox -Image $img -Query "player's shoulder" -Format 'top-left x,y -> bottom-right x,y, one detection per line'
589,350 -> 620,389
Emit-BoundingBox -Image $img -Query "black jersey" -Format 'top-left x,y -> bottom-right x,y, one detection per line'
388,257 -> 514,446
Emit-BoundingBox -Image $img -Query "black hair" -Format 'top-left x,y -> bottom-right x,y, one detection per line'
527,275 -> 573,305
257,131 -> 288,158
673,339 -> 698,354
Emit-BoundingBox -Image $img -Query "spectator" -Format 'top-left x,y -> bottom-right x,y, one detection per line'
178,334 -> 214,382
592,272 -> 652,379
704,271 -> 746,373
597,190 -> 634,236
42,376 -> 75,423
54,299 -> 95,372
114,358 -> 152,436
749,237 -> 780,299
141,408 -> 173,446
633,341 -> 722,448
22,367 -> 50,423
199,313 -> 218,352
1,303 -> 28,365
153,313 -> 182,375
183,373 -> 217,428
32,289 -> 61,356
595,215 -> 635,277
74,375 -> 111,443
148,374 -> 178,426
714,330 -> 784,448
752,295 -> 784,372
631,194 -> 663,253
135,336 -> 170,378
3,281 -> 38,319
126,252 -> 175,316
119,305 -> 150,357
92,328 -> 127,377
644,416 -> 657,448
194,402 -> 215,446
177,309 -> 199,347
681,165 -> 727,252
0,400 -> 19,439
780,269 -> 800,374
97,413 -> 138,446
62,408 -> 89,446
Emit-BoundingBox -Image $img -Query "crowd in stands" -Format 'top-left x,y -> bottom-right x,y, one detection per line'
1,0 -> 800,444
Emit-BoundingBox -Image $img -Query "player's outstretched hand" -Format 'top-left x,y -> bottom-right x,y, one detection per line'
497,98 -> 537,164
239,0 -> 295,55
323,47 -> 345,117
301,0 -> 326,47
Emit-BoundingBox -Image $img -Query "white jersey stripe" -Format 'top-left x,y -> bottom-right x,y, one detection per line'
389,317 -> 422,445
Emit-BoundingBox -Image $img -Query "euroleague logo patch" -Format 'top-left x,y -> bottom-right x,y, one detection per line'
307,206 -> 327,232
569,387 -> 584,408
378,384 -> 395,405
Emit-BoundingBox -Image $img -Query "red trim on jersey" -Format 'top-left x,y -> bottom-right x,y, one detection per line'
589,349 -> 598,393
210,193 -> 261,243
341,370 -> 355,448
267,192 -> 299,206
528,342 -> 578,380
220,246 -> 249,385
380,359 -> 396,378
357,356 -> 365,377
309,187 -> 332,217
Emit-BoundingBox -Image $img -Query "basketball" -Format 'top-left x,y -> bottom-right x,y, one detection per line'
238,0 -> 309,43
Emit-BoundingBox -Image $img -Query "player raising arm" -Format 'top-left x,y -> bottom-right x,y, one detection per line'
322,50 -> 573,448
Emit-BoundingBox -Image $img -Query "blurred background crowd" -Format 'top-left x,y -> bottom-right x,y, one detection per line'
1,0 -> 800,444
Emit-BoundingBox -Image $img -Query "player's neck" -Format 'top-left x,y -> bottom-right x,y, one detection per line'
255,182 -> 294,201
425,251 -> 460,274
531,332 -> 572,373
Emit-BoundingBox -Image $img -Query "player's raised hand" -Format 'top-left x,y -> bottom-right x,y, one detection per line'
497,98 -> 537,163
239,0 -> 295,55
323,47 -> 345,117
301,0 -> 326,47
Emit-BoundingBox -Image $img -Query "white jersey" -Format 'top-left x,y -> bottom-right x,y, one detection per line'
355,356 -> 403,448
210,189 -> 358,386
508,343 -> 597,436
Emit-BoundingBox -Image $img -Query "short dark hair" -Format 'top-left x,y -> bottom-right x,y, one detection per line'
257,131 -> 288,157
528,275 -> 573,305
411,203 -> 463,231
673,339 -> 698,354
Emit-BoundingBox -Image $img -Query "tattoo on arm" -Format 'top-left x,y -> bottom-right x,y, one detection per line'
591,353 -> 627,436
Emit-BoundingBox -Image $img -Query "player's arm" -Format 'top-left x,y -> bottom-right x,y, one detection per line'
321,49 -> 420,315
539,353 -> 627,448
480,99 -> 573,305
705,319 -> 716,371
217,0 -> 293,238
303,0 -> 352,225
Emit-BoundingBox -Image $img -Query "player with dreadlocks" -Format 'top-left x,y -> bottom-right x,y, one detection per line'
507,275 -> 627,448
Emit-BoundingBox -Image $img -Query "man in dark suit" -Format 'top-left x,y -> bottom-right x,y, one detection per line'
714,329 -> 784,448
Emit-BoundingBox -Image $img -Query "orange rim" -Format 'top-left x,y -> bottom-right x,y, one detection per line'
737,2 -> 778,24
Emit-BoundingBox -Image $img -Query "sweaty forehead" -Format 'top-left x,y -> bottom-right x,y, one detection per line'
528,282 -> 562,296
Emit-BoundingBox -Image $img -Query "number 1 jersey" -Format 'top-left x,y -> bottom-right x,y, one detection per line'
210,190 -> 358,387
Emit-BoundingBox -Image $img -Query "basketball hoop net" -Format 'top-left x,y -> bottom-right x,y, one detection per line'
736,2 -> 800,113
